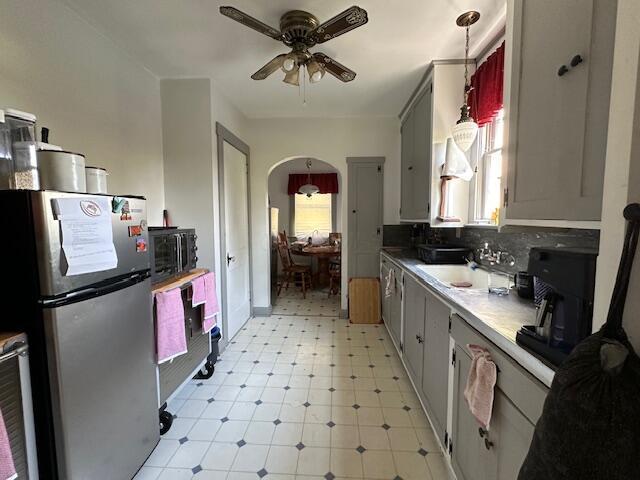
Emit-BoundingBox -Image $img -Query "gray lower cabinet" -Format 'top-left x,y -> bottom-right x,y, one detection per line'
380,258 -> 402,349
450,314 -> 548,480
505,0 -> 617,221
402,275 -> 425,381
421,289 -> 451,445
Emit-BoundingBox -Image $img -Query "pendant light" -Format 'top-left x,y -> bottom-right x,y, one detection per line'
298,159 -> 320,197
451,11 -> 480,152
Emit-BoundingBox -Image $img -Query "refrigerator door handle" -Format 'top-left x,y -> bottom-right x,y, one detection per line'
41,272 -> 150,308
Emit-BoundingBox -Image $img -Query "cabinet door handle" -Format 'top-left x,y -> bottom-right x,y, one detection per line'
408,166 -> 414,171
478,427 -> 488,438
570,54 -> 583,67
484,438 -> 494,450
415,334 -> 424,344
557,65 -> 569,77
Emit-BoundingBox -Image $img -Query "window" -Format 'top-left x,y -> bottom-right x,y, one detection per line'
294,193 -> 333,238
470,108 -> 504,224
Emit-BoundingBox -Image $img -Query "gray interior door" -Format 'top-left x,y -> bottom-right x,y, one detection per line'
44,279 -> 158,480
347,157 -> 384,279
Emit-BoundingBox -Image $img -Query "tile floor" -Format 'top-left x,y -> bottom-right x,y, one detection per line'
137,288 -> 449,480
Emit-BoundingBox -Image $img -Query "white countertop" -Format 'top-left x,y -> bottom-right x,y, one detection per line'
381,249 -> 555,387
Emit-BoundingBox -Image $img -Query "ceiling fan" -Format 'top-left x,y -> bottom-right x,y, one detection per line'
220,5 -> 368,86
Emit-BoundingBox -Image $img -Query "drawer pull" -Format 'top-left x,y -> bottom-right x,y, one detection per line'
557,65 -> 569,77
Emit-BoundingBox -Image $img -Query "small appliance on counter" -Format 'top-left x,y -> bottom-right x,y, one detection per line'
149,227 -> 198,284
516,247 -> 599,367
417,244 -> 471,264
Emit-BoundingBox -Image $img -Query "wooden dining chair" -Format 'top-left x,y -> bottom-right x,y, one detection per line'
328,258 -> 341,297
277,242 -> 313,299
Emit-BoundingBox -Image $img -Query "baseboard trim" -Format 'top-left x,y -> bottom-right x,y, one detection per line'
340,309 -> 349,319
253,306 -> 272,316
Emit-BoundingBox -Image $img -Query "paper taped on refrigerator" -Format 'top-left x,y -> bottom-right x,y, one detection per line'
52,196 -> 118,275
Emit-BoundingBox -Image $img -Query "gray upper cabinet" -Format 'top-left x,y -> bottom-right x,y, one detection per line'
400,83 -> 432,221
402,275 -> 425,381
505,0 -> 617,221
421,289 -> 450,444
401,107 -> 415,220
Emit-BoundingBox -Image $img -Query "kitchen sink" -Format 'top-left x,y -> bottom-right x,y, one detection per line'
415,264 -> 512,293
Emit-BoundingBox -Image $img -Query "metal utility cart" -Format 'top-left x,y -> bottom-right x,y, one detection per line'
152,269 -> 216,435
0,332 -> 39,479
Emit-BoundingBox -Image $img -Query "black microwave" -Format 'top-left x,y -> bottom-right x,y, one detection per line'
148,228 -> 198,284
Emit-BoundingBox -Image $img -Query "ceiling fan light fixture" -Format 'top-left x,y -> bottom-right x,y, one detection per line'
307,60 -> 325,83
282,55 -> 297,72
283,66 -> 300,86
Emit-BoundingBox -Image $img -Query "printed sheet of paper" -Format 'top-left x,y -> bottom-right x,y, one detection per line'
53,197 -> 118,276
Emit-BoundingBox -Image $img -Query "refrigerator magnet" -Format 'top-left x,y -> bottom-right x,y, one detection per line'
136,237 -> 147,253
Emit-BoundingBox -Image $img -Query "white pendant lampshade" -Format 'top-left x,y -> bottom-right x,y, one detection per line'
299,159 -> 320,197
451,118 -> 479,152
451,11 -> 481,152
442,137 -> 473,181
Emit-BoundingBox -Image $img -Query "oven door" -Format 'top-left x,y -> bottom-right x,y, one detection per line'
151,234 -> 178,283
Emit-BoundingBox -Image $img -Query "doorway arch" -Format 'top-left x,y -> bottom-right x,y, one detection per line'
267,157 -> 343,309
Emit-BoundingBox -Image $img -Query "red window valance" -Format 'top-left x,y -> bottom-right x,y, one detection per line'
468,41 -> 505,126
288,173 -> 339,195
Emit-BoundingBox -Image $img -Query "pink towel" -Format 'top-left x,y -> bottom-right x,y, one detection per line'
193,272 -> 220,334
155,288 -> 188,364
464,344 -> 497,429
0,407 -> 17,480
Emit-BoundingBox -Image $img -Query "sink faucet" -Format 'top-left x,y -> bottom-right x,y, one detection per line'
477,242 -> 516,267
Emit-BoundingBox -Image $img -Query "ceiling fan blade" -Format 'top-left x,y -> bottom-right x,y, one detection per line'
219,6 -> 283,40
313,53 -> 356,82
311,6 -> 368,44
251,54 -> 286,80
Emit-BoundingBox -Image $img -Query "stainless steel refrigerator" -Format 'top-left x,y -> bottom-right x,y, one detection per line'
0,190 -> 158,479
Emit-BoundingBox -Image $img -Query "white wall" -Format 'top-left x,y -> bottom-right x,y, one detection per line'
248,116 -> 401,312
268,158 -> 341,236
0,0 -> 164,223
594,0 -> 640,350
161,78 -> 250,330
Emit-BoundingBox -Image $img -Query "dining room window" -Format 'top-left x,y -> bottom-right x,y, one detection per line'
293,193 -> 333,238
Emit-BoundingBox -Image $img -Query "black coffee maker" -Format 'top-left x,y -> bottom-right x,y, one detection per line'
516,247 -> 598,366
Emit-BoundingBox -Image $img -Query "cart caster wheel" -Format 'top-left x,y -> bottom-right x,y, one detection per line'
193,360 -> 215,380
159,410 -> 173,436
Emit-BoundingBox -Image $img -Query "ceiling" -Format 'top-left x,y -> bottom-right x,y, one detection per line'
62,0 -> 506,118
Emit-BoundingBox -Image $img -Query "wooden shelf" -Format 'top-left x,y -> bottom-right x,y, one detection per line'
151,268 -> 209,295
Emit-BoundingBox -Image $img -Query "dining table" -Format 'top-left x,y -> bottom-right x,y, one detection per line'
290,244 -> 341,288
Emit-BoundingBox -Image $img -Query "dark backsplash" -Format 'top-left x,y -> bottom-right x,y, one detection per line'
437,226 -> 600,274
383,223 -> 600,274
